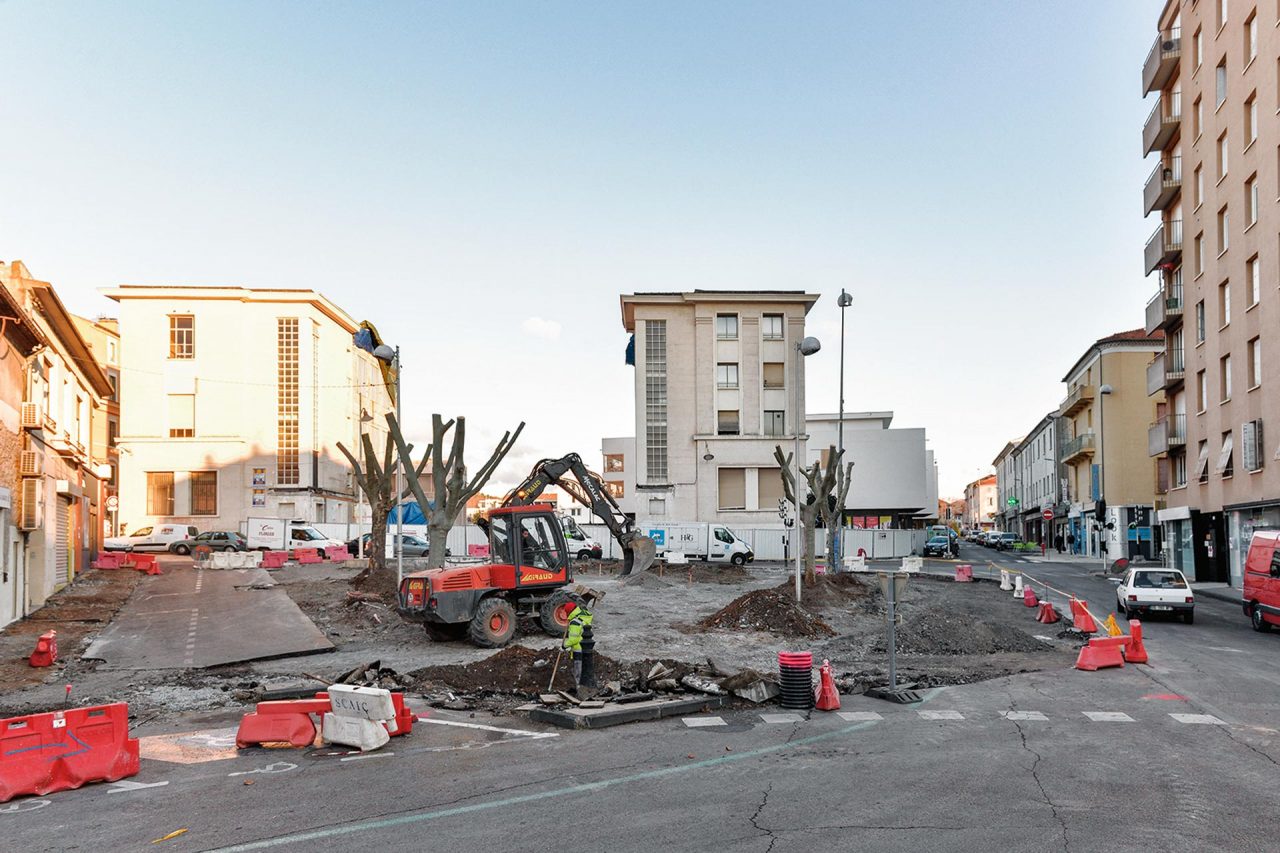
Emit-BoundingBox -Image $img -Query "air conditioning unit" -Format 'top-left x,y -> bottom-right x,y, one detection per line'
1242,419 -> 1265,472
19,478 -> 42,531
20,402 -> 41,430
1162,39 -> 1177,51
19,451 -> 41,477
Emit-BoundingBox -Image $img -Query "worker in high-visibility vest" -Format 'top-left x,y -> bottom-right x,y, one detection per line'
563,604 -> 593,681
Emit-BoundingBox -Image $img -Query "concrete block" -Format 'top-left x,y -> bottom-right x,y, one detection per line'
328,684 -> 396,721
321,713 -> 390,751
529,695 -> 727,730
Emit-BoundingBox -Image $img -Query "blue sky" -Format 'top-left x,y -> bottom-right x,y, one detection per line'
0,1 -> 1157,495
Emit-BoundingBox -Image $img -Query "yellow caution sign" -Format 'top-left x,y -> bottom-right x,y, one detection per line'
1102,613 -> 1123,637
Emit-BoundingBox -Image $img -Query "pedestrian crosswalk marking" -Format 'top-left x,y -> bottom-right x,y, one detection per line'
1083,711 -> 1134,722
760,713 -> 805,724
682,716 -> 727,728
1002,711 -> 1048,722
918,710 -> 964,721
1169,713 -> 1226,725
836,711 -> 883,722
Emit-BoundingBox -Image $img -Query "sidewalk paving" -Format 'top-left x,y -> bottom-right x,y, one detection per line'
1191,582 -> 1243,605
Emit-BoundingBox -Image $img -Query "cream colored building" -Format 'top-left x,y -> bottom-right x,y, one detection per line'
104,286 -> 393,534
963,475 -> 998,530
71,315 -> 121,540
1144,0 -> 1280,586
1058,330 -> 1165,559
620,291 -> 820,525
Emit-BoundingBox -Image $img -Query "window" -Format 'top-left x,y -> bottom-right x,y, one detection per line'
1246,95 -> 1258,145
168,315 -> 194,359
757,468 -> 785,510
1220,280 -> 1232,326
1197,369 -> 1208,412
1247,175 -> 1259,224
1217,430 -> 1234,477
1195,27 -> 1204,69
147,472 -> 175,515
761,314 -> 784,340
1193,96 -> 1203,139
1218,132 -> 1229,178
718,467 -> 747,510
715,314 -> 738,340
1173,452 -> 1187,488
107,372 -> 118,402
1218,0 -> 1228,29
1217,207 -> 1229,253
1196,299 -> 1206,341
604,481 -> 624,499
764,410 -> 785,436
1196,440 -> 1211,481
277,318 -> 300,485
106,339 -> 117,365
604,453 -> 625,473
762,362 -> 785,389
108,418 -> 118,447
1246,11 -> 1257,61
167,394 -> 194,438
716,363 -> 739,389
1248,337 -> 1262,388
644,320 -> 668,481
1248,255 -> 1261,305
1194,164 -> 1203,206
1221,353 -> 1233,400
648,497 -> 666,515
517,515 -> 561,569
191,471 -> 217,516
1216,60 -> 1228,107
717,409 -> 740,435
1195,232 -> 1205,275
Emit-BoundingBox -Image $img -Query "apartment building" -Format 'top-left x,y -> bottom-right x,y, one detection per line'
993,438 -> 1022,534
1144,0 -> 1280,586
104,286 -> 394,534
600,436 -> 636,518
0,262 -> 114,624
71,315 -> 121,540
1059,330 -> 1165,560
963,474 -> 998,531
1014,414 -> 1062,546
620,290 -> 820,525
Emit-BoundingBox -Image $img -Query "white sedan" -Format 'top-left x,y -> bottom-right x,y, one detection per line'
1115,567 -> 1195,624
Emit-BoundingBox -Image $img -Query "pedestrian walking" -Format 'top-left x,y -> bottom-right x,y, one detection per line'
1066,532 -> 1076,554
1054,534 -> 1064,553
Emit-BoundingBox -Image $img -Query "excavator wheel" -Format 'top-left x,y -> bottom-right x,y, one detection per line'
539,590 -> 587,637
468,596 -> 517,648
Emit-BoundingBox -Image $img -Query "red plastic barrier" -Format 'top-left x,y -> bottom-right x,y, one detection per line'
1075,636 -> 1126,671
295,548 -> 323,565
326,546 -> 352,561
813,659 -> 840,711
235,712 -> 317,749
261,551 -> 288,569
954,565 -> 973,582
1023,586 -> 1039,607
29,631 -> 57,667
92,552 -> 124,570
1036,602 -> 1061,624
1124,620 -> 1149,664
129,554 -> 161,575
1070,599 -> 1098,634
0,703 -> 139,802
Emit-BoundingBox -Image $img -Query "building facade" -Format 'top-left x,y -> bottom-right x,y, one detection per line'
71,315 -> 121,541
600,436 -> 636,519
0,262 -> 113,626
1013,414 -> 1062,547
104,286 -> 393,534
1059,330 -> 1165,560
993,439 -> 1022,534
620,290 -> 819,525
963,474 -> 998,530
1144,0 -> 1280,586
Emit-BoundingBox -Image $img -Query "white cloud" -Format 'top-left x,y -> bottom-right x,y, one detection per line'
521,317 -> 562,341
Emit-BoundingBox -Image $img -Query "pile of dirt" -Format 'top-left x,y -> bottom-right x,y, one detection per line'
870,606 -> 1050,656
698,587 -> 836,638
409,644 -> 623,695
778,573 -> 872,608
350,563 -> 402,602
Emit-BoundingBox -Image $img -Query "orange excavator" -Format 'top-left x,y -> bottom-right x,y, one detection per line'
396,454 -> 657,647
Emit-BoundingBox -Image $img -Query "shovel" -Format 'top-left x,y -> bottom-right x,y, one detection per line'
548,647 -> 565,692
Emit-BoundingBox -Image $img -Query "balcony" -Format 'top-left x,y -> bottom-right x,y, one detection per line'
1057,384 -> 1095,418
1144,219 -> 1182,275
1146,352 -> 1185,396
1143,156 -> 1181,216
1144,280 -> 1184,334
1142,91 -> 1181,156
1061,432 -> 1097,464
1142,27 -> 1181,96
1148,413 -> 1187,457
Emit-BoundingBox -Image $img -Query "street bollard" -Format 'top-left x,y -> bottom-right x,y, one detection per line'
578,622 -> 597,689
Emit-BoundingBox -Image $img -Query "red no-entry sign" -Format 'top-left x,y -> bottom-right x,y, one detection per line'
1042,509 -> 1054,521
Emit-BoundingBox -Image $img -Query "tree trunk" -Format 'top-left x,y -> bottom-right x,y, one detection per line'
427,519 -> 451,569
801,504 -> 818,585
369,498 -> 390,570
825,521 -> 838,573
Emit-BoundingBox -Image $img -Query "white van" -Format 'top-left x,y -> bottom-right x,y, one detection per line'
104,524 -> 199,555
245,518 -> 345,556
560,516 -> 604,560
644,523 -> 754,565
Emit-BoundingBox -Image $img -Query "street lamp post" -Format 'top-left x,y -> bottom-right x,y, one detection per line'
793,335 -> 822,602
373,344 -> 403,587
836,289 -> 852,564
1098,383 -> 1113,568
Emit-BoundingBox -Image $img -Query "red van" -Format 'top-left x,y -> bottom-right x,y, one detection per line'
1242,530 -> 1280,632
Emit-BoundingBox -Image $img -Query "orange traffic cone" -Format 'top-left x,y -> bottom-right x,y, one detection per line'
29,630 -> 57,667
1023,585 -> 1039,607
814,659 -> 840,711
1036,602 -> 1061,624
1124,619 -> 1149,664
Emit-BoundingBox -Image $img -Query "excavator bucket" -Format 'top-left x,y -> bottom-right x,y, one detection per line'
622,534 -> 658,576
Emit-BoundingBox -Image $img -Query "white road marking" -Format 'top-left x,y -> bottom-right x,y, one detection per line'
421,718 -> 558,739
228,762 -> 297,777
1083,711 -> 1135,722
760,713 -> 804,724
682,717 -> 727,728
918,710 -> 964,721
836,711 -> 883,722
1206,647 -> 1244,653
339,752 -> 396,762
1170,713 -> 1226,725
107,779 -> 170,793
0,799 -> 52,814
1002,711 -> 1048,722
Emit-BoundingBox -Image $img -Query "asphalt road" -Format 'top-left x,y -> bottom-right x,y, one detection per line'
6,542 -> 1280,852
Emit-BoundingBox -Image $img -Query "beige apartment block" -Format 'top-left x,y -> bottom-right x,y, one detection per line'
1144,0 -> 1280,585
103,286 -> 393,535
620,291 -> 819,525
71,315 -> 120,541
1058,331 -> 1165,560
963,474 -> 998,530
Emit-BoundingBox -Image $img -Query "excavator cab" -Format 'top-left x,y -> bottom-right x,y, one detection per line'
485,506 -> 572,587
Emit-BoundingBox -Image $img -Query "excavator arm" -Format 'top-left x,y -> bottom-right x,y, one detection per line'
497,454 -> 657,575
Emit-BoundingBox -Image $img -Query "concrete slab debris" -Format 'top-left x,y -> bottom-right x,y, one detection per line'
529,695 -> 727,730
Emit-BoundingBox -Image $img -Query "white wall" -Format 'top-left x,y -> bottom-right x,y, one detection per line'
805,414 -> 931,514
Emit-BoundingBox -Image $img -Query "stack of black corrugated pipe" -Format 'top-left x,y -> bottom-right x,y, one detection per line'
778,651 -> 813,710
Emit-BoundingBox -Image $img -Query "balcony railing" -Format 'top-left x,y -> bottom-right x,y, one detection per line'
1146,352 -> 1185,396
1057,384 -> 1095,418
1148,413 -> 1187,457
1061,432 -> 1097,463
1144,219 -> 1182,275
1142,27 -> 1182,96
1142,91 -> 1181,155
1143,155 -> 1182,215
1144,278 -> 1184,334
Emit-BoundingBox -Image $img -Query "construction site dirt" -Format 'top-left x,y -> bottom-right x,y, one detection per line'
0,559 -> 1079,720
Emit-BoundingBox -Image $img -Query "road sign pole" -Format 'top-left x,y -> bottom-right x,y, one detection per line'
886,573 -> 897,690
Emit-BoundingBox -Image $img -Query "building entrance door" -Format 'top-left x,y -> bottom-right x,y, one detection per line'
1191,511 -> 1229,583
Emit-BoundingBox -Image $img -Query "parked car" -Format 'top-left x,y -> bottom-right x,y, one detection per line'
982,532 -> 1002,547
995,532 -> 1019,551
922,536 -> 951,558
344,533 -> 442,559
1242,530 -> 1280,632
192,531 -> 247,552
104,524 -> 199,554
1114,567 -> 1194,623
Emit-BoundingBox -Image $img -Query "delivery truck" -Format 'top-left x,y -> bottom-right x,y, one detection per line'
245,518 -> 346,556
643,522 -> 753,565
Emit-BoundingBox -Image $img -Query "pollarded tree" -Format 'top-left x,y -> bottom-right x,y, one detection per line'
818,446 -> 854,568
774,444 -> 851,586
336,431 -> 429,575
